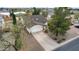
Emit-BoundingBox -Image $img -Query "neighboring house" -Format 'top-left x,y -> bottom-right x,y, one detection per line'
0,16 -> 4,31
47,8 -> 54,20
70,15 -> 75,24
0,11 -> 26,31
23,15 -> 47,33
16,16 -> 24,26
71,9 -> 79,14
65,14 -> 77,25
14,11 -> 26,14
69,14 -> 79,27
0,12 -> 12,31
3,15 -> 13,31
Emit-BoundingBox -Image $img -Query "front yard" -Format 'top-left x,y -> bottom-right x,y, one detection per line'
46,25 -> 79,44
0,32 -> 15,51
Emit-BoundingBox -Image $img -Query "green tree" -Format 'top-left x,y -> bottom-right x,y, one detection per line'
12,25 -> 22,51
32,7 -> 41,15
10,9 -> 16,25
42,10 -> 48,17
26,9 -> 31,15
15,36 -> 22,50
26,9 -> 30,13
48,7 -> 71,40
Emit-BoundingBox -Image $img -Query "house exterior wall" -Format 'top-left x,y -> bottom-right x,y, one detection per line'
2,15 -> 13,31
0,16 -> 4,31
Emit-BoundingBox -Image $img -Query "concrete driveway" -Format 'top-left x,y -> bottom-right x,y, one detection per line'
32,31 -> 58,51
31,26 -> 79,51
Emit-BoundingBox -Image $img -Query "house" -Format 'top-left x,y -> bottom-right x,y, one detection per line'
0,16 -> 4,31
47,8 -> 54,20
0,12 -> 12,31
0,11 -> 26,31
23,15 -> 47,33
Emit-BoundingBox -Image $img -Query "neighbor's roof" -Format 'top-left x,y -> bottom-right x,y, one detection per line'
0,12 -> 10,16
0,11 -> 26,16
14,11 -> 26,15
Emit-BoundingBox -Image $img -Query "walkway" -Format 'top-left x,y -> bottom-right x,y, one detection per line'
32,31 -> 58,51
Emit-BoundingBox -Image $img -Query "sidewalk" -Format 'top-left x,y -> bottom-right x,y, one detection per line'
32,31 -> 58,51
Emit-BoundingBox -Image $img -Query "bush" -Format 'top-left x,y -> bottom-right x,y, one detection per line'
13,25 -> 20,33
44,29 -> 48,33
15,38 -> 22,50
12,25 -> 22,50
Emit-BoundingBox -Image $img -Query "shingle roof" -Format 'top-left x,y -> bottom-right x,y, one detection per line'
22,15 -> 35,28
23,15 -> 47,28
30,15 -> 47,25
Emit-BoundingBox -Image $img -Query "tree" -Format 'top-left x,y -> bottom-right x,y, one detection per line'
10,9 -> 16,25
15,35 -> 22,50
26,9 -> 31,16
48,7 -> 71,41
12,25 -> 22,51
32,7 -> 41,15
42,10 -> 48,17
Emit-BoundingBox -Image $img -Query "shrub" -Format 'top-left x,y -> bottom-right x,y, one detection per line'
15,38 -> 22,50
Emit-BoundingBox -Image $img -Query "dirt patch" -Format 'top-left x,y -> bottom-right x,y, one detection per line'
20,30 -> 44,51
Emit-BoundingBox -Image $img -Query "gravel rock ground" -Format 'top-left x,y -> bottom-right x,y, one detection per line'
2,32 -> 15,45
20,30 -> 44,51
0,32 -> 16,51
65,26 -> 79,40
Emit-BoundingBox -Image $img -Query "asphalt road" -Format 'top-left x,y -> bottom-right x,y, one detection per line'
54,37 -> 79,51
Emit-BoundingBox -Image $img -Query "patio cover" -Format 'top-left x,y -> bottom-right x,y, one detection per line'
30,25 -> 43,33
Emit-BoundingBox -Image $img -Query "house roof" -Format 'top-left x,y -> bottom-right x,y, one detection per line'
30,15 -> 47,25
0,12 -> 10,16
54,37 -> 79,51
22,15 -> 35,28
23,15 -> 47,28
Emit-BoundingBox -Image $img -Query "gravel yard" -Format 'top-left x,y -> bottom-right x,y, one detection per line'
20,30 -> 44,51
47,25 -> 79,43
65,26 -> 79,40
0,32 -> 15,51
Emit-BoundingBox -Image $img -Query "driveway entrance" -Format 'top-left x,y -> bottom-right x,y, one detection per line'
32,31 -> 58,51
